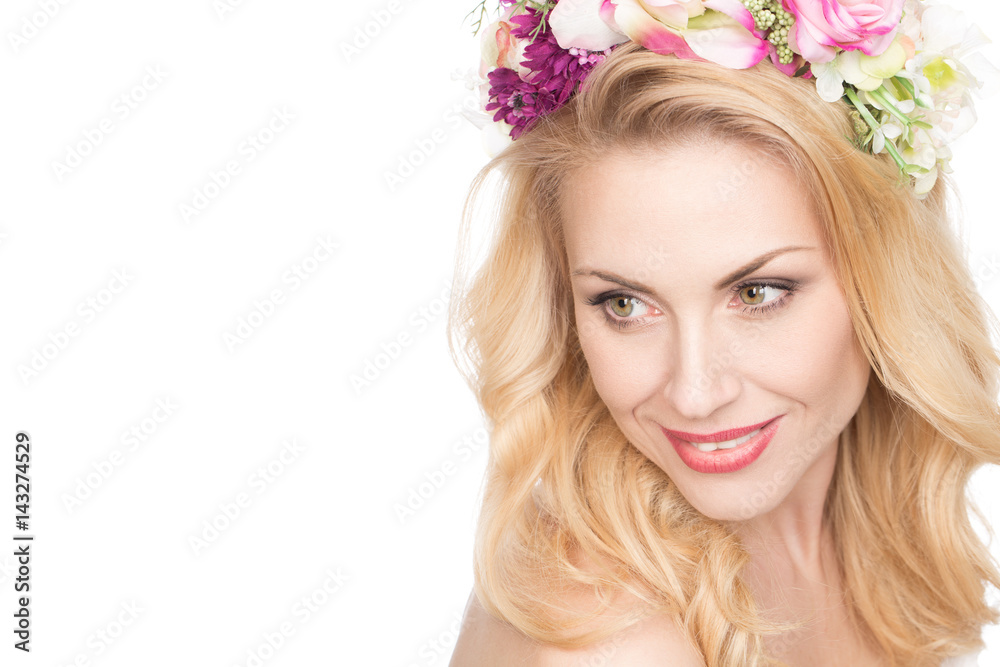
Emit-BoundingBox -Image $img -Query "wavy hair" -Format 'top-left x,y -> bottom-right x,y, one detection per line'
448,43 -> 1000,666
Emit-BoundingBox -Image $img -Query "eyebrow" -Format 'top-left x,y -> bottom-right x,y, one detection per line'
570,245 -> 817,294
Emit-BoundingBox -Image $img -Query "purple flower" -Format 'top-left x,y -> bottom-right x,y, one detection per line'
485,67 -> 560,139
483,3 -> 614,139
510,7 -> 612,104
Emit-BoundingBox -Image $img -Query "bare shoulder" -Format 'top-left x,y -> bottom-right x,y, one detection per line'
449,588 -> 706,667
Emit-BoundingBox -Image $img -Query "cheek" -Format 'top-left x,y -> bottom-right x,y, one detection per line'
578,325 -> 665,421
778,287 -> 868,403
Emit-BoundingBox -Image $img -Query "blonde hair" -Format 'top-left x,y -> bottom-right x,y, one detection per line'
448,43 -> 1000,666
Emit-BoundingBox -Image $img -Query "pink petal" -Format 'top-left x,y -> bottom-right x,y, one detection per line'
703,0 -> 758,35
783,3 -> 838,62
640,1 -> 691,29
683,9 -> 768,69
599,0 -> 620,31
785,0 -> 904,59
612,0 -> 698,58
819,1 -> 867,41
847,31 -> 896,56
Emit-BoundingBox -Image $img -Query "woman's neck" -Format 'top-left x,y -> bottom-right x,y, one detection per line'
726,435 -> 840,578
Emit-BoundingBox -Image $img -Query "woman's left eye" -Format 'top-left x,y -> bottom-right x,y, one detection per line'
732,281 -> 796,316
608,295 -> 649,319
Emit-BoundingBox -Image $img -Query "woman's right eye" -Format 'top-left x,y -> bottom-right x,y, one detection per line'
585,292 -> 658,330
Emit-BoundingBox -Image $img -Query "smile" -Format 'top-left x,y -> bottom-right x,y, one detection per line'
686,428 -> 761,452
660,416 -> 784,474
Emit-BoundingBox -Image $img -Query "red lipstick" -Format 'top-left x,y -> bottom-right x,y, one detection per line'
661,415 -> 783,474
662,417 -> 777,443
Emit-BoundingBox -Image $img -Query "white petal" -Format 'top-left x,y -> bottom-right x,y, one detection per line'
872,129 -> 885,154
480,21 -> 502,69
812,63 -> 846,102
945,105 -> 977,140
461,106 -> 491,130
882,123 -> 903,139
482,122 -> 514,157
957,23 -> 992,57
920,6 -> 969,55
512,40 -> 531,78
963,52 -> 1000,98
549,0 -> 628,51
907,143 -> 938,169
913,167 -> 938,196
836,52 -> 875,87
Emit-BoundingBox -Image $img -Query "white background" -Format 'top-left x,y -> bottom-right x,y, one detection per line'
0,1 -> 998,665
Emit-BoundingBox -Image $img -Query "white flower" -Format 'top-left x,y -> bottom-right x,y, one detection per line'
548,0 -> 628,51
913,166 -> 938,195
810,34 -> 909,102
811,61 -> 846,102
902,0 -> 998,99
479,18 -> 530,79
481,119 -> 514,157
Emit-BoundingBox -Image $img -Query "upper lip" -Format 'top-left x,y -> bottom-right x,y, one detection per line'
661,416 -> 780,443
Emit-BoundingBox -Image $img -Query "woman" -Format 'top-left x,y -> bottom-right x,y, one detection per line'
448,2 -> 1000,665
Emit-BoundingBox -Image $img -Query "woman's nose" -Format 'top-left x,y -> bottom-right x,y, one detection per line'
663,319 -> 743,421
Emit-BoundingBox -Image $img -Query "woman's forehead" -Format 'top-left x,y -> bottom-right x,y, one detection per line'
559,143 -> 822,260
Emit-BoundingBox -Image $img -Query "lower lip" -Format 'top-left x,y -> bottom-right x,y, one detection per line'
661,416 -> 783,474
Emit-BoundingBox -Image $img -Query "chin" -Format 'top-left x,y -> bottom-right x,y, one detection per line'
623,413 -> 840,526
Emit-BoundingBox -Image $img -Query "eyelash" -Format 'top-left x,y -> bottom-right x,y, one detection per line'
586,280 -> 798,331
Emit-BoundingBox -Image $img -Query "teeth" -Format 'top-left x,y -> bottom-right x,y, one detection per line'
691,427 -> 761,452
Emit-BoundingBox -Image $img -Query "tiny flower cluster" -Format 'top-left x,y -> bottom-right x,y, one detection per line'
468,0 -> 998,196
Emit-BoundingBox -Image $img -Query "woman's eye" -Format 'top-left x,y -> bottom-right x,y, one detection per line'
609,296 -> 648,318
738,284 -> 781,306
733,281 -> 797,316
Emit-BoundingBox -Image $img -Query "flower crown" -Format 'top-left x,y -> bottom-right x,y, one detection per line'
466,0 -> 998,195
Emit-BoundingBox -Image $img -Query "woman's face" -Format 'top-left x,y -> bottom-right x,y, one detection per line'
562,142 -> 871,522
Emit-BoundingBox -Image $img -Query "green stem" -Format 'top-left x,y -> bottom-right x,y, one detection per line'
465,0 -> 489,35
845,88 -> 907,172
882,139 -> 907,172
867,86 -> 912,128
521,1 -> 556,40
892,75 -> 929,109
845,87 -> 881,132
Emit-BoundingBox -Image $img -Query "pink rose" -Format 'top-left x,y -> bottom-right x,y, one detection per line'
783,0 -> 905,63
